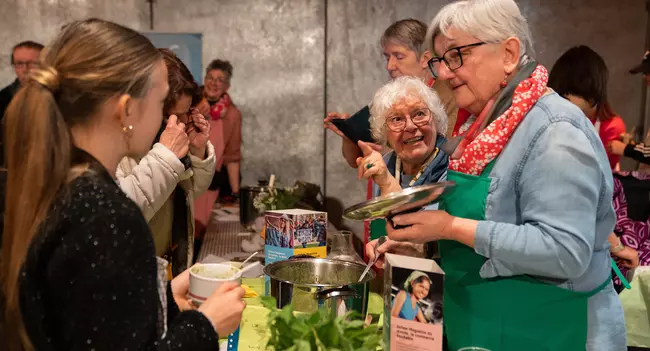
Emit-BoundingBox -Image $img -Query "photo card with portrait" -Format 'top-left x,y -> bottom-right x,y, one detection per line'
384,254 -> 444,351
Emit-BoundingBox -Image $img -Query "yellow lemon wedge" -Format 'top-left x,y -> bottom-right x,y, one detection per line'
241,284 -> 259,298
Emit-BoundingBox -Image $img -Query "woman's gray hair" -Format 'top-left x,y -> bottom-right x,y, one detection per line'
369,76 -> 448,146
426,0 -> 534,60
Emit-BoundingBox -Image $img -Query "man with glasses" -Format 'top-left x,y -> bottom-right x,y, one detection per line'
0,41 -> 43,118
0,41 -> 43,167
325,19 -> 458,168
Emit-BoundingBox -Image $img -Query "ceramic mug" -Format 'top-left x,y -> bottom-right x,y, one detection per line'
189,263 -> 241,306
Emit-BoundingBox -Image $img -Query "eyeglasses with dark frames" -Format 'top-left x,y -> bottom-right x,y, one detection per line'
427,42 -> 486,78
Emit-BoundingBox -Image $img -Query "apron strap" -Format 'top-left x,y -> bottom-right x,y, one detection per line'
611,257 -> 632,289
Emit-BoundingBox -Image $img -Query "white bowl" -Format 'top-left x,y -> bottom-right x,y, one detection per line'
189,263 -> 241,306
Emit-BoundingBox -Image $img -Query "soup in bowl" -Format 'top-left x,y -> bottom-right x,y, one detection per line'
189,263 -> 241,306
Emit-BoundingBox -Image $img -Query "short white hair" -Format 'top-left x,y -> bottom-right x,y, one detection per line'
369,76 -> 448,146
426,0 -> 534,60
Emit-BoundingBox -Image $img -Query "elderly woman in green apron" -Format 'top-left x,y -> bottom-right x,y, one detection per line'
366,1 -> 626,350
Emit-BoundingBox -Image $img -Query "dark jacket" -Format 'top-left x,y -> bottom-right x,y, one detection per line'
17,149 -> 219,350
0,79 -> 19,120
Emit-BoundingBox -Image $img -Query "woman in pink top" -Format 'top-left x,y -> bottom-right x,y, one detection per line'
194,60 -> 243,244
548,45 -> 625,170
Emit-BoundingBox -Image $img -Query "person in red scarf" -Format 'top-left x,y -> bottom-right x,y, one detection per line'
194,60 -> 242,241
366,1 -> 625,350
196,59 -> 241,203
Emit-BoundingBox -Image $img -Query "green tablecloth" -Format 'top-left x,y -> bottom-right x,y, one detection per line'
621,267 -> 650,347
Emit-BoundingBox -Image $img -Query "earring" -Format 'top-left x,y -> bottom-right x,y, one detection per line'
122,125 -> 133,153
500,76 -> 508,88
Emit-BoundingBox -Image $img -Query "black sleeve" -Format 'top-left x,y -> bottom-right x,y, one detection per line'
167,283 -> 180,321
623,143 -> 650,165
41,187 -> 219,351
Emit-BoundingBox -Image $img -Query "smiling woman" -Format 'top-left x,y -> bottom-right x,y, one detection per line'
356,76 -> 449,197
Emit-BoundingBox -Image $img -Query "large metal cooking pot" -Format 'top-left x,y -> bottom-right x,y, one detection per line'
264,257 -> 375,318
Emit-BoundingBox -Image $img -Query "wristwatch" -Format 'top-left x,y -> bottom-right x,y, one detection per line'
611,239 -> 625,253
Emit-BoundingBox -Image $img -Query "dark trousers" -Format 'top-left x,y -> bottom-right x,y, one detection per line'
209,166 -> 241,199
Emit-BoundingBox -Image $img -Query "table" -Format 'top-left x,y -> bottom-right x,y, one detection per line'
198,219 -> 253,261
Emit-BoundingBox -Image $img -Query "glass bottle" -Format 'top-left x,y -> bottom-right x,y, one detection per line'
327,230 -> 364,264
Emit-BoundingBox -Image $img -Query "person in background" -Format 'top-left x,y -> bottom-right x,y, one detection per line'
196,59 -> 241,205
0,41 -> 43,119
324,18 -> 458,168
117,49 -> 216,278
608,53 -> 650,164
1,19 -> 243,350
548,45 -> 626,170
368,0 -> 625,349
0,41 -> 43,167
607,172 -> 646,292
357,76 -> 449,196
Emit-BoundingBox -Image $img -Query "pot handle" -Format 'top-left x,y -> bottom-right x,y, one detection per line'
315,287 -> 359,300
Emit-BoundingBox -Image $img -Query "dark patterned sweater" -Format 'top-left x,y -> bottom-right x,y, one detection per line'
17,150 -> 219,350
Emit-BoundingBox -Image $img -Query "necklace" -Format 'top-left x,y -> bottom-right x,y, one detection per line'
395,147 -> 439,187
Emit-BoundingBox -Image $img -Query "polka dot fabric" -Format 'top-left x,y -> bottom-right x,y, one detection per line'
449,65 -> 549,175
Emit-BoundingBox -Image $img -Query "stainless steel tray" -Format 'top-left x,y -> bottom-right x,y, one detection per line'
342,182 -> 454,221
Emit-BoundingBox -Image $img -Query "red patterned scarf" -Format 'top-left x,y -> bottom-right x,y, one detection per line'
449,65 -> 549,175
208,93 -> 232,121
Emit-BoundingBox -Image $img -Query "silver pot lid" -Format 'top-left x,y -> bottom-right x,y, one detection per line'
343,181 -> 454,221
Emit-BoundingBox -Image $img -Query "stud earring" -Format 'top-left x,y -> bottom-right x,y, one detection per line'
122,125 -> 133,133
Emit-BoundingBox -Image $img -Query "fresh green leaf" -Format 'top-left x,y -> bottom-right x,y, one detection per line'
294,339 -> 312,351
261,296 -> 278,310
262,298 -> 382,351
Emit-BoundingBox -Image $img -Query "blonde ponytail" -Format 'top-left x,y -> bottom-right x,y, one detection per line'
0,18 -> 161,350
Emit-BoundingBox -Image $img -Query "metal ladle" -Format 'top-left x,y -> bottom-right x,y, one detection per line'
358,236 -> 387,282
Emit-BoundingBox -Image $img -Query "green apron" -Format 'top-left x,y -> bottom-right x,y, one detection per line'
439,161 -> 610,351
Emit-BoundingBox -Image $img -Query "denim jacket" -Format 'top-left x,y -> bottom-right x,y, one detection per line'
474,92 -> 625,350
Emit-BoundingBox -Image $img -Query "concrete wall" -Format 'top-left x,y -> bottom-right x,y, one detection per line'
0,0 -> 646,234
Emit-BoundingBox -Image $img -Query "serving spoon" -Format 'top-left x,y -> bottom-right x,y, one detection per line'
358,236 -> 387,282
